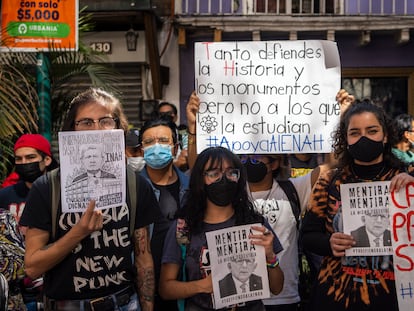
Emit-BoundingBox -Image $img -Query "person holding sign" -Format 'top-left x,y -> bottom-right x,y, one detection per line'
184,90 -> 351,311
20,88 -> 160,311
159,147 -> 284,311
391,113 -> 414,174
301,94 -> 414,311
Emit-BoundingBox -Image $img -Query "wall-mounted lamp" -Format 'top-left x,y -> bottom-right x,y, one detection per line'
125,28 -> 139,51
359,30 -> 371,46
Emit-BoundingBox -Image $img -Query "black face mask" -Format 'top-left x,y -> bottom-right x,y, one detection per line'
205,176 -> 238,206
348,136 -> 385,162
243,160 -> 268,183
15,161 -> 44,183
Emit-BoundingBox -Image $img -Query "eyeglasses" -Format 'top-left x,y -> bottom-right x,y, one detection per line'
204,167 -> 240,183
159,111 -> 175,117
142,136 -> 171,146
75,117 -> 117,130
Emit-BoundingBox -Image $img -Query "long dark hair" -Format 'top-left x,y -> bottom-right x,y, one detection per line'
62,88 -> 129,133
333,99 -> 401,168
183,147 -> 263,235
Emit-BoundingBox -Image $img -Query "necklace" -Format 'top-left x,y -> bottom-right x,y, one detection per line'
263,188 -> 272,201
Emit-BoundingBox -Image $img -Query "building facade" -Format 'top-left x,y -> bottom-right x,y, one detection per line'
174,0 -> 414,120
80,0 -> 414,125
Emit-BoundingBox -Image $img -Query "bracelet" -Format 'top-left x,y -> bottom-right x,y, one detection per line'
188,135 -> 196,145
266,254 -> 279,268
187,130 -> 196,135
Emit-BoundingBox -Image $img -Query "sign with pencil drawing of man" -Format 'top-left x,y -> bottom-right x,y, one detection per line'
206,224 -> 270,309
58,130 -> 126,213
219,254 -> 263,298
340,181 -> 393,256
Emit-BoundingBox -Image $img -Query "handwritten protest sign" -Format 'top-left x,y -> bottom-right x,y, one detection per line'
206,224 -> 270,309
58,130 -> 126,212
390,182 -> 414,311
194,40 -> 341,154
341,181 -> 393,256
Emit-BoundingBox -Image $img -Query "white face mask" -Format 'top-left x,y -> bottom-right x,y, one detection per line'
127,156 -> 145,172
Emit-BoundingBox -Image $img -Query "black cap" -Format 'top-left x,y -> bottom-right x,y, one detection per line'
126,128 -> 140,148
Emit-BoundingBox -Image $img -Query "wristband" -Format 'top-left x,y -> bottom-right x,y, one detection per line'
187,130 -> 196,135
266,254 -> 279,268
188,135 -> 196,145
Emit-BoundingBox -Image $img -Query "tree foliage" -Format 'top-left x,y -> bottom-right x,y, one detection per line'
0,9 -> 121,182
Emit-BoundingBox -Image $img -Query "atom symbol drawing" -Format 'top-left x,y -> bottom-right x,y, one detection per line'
200,115 -> 218,133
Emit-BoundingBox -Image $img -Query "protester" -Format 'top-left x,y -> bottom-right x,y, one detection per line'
159,146 -> 284,310
138,118 -> 189,310
0,133 -> 58,311
183,90 -> 358,311
125,128 -> 146,172
0,172 -> 20,189
20,88 -> 160,311
301,95 -> 411,311
0,133 -> 58,224
288,154 -> 324,178
157,102 -> 189,172
391,113 -> 414,173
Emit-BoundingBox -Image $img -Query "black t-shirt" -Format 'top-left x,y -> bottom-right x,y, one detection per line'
0,181 -> 29,222
151,180 -> 180,287
20,172 -> 160,300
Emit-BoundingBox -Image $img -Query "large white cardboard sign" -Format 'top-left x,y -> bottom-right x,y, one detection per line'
194,40 -> 341,154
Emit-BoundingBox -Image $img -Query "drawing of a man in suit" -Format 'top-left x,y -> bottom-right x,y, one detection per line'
73,144 -> 116,183
351,210 -> 391,247
219,255 -> 263,298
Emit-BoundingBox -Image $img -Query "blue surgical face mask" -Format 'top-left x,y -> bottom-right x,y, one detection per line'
143,143 -> 173,169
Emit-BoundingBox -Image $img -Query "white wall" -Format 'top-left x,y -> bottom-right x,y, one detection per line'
158,22 -> 181,121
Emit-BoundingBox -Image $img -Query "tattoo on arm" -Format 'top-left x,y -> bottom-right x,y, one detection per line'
134,227 -> 154,311
137,268 -> 154,302
135,227 -> 151,255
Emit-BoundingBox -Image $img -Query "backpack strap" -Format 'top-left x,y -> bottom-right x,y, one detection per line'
127,164 -> 139,237
176,218 -> 190,311
278,180 -> 301,229
48,168 -> 61,240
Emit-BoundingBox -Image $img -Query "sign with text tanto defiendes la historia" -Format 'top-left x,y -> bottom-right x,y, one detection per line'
194,40 -> 341,154
1,0 -> 78,51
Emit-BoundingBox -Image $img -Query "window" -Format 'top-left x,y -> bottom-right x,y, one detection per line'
342,68 -> 414,117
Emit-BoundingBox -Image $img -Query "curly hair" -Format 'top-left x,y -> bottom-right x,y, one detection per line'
183,147 -> 264,235
62,88 -> 129,133
332,99 -> 400,169
392,113 -> 414,142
